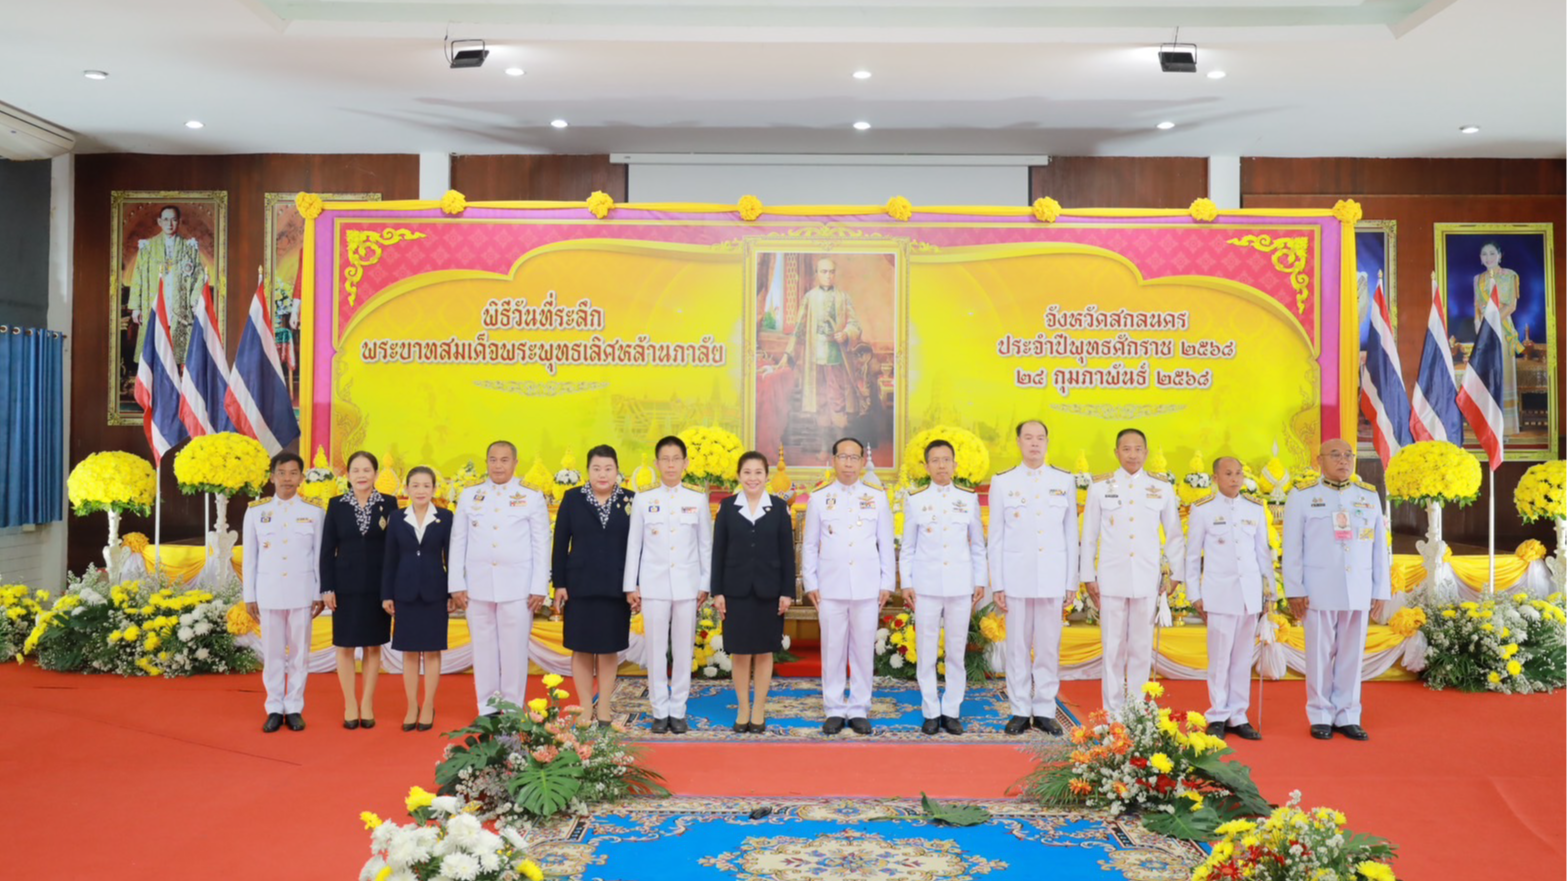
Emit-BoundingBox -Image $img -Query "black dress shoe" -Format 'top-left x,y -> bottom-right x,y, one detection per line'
848,717 -> 872,735
596,719 -> 613,730
360,718 -> 376,730
285,713 -> 306,732
748,721 -> 766,734
1334,724 -> 1369,741
822,716 -> 846,735
1004,715 -> 1031,735
734,720 -> 750,733
1227,723 -> 1262,741
343,718 -> 360,730
1309,724 -> 1334,740
1205,721 -> 1227,738
668,717 -> 689,734
401,722 -> 417,732
651,717 -> 669,734
921,717 -> 941,736
943,716 -> 965,736
416,722 -> 433,731
262,713 -> 284,733
1032,716 -> 1063,736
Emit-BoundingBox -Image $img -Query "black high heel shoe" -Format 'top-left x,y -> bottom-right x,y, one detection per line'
343,718 -> 360,730
402,706 -> 420,732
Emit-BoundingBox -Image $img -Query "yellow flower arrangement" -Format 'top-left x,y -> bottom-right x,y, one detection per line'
1386,606 -> 1426,638
226,602 -> 259,636
678,426 -> 745,491
122,532 -> 150,554
1031,196 -> 1062,223
521,457 -> 554,495
1384,441 -> 1482,507
405,785 -> 435,812
978,612 -> 1006,642
439,189 -> 467,215
737,194 -> 764,221
1188,198 -> 1219,222
902,425 -> 990,489
173,433 -> 270,498
885,195 -> 914,221
586,190 -> 615,219
67,451 -> 157,516
1331,199 -> 1364,225
1514,460 -> 1565,523
294,191 -> 324,220
1516,539 -> 1547,563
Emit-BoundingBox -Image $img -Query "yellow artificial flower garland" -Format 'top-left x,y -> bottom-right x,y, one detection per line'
1188,198 -> 1219,222
295,191 -> 324,220
67,451 -> 158,516
439,189 -> 468,215
1031,197 -> 1062,223
885,195 -> 914,221
586,191 -> 615,219
902,425 -> 991,489
737,194 -> 764,221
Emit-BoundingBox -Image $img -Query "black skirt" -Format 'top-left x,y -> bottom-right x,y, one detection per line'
562,595 -> 632,654
391,598 -> 448,652
331,590 -> 392,648
722,595 -> 784,655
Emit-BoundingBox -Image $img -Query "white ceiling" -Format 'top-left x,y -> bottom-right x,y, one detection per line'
0,0 -> 1562,157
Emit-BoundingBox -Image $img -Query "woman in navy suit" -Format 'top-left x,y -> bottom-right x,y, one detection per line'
551,444 -> 635,726
320,450 -> 399,729
381,466 -> 453,731
710,451 -> 795,732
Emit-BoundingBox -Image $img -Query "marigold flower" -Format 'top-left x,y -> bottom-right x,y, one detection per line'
541,673 -> 564,688
405,785 -> 435,812
360,811 -> 382,830
527,697 -> 549,713
1141,681 -> 1164,698
1507,659 -> 1522,676
518,860 -> 545,881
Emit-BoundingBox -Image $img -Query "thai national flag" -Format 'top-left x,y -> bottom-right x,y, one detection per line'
1411,273 -> 1463,443
1458,279 -> 1507,470
177,282 -> 235,437
224,279 -> 299,455
1357,275 -> 1412,466
132,279 -> 189,466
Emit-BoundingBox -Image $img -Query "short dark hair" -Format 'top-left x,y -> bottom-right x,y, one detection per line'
487,440 -> 517,459
655,435 -> 687,458
1015,419 -> 1048,438
831,437 -> 864,457
1115,428 -> 1147,447
924,439 -> 955,461
1211,456 -> 1241,473
406,466 -> 438,488
346,450 -> 379,473
737,450 -> 770,475
270,452 -> 304,473
586,444 -> 618,467
157,205 -> 181,222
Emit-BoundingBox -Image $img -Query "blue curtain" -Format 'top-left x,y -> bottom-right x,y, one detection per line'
0,327 -> 65,527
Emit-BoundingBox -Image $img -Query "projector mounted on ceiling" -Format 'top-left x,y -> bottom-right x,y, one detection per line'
1158,42 -> 1198,73
446,38 -> 488,69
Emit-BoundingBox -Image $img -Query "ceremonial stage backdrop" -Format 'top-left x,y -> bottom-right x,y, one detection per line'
297,198 -> 1358,478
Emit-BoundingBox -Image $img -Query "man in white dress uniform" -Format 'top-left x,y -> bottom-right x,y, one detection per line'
449,440 -> 551,716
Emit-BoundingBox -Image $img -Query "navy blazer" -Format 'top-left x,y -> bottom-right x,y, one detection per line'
551,486 -> 635,599
710,494 -> 796,600
319,494 -> 400,596
381,506 -> 454,604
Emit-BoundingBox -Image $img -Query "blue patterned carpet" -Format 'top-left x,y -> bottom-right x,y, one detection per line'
607,677 -> 1078,743
529,797 -> 1206,881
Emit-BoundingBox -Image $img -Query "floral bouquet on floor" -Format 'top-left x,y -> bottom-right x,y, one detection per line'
433,675 -> 668,824
1419,592 -> 1566,694
873,605 -> 999,684
1022,682 -> 1272,840
1191,791 -> 1399,881
360,787 -> 545,881
20,568 -> 257,676
1,585 -> 47,660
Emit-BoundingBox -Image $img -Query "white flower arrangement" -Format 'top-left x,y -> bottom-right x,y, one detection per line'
1422,592 -> 1566,694
360,787 -> 543,881
553,469 -> 581,486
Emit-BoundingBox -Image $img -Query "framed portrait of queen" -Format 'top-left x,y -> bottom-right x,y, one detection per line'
1435,223 -> 1558,460
107,190 -> 228,426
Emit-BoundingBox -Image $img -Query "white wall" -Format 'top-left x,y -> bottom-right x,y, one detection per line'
622,154 -> 1042,206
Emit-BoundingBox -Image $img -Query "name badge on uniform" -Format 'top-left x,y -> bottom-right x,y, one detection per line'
1049,488 -> 1067,497
1358,527 -> 1374,540
952,500 -> 968,513
680,506 -> 698,515
1214,517 -> 1227,525
858,495 -> 875,510
1332,510 -> 1352,541
296,517 -> 312,524
510,499 -> 527,507
1310,498 -> 1327,508
1240,518 -> 1256,527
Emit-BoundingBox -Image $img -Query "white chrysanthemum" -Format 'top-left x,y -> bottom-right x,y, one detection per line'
193,620 -> 213,636
500,827 -> 529,851
780,635 -> 791,650
179,613 -> 195,626
194,647 -> 210,660
431,796 -> 463,815
702,666 -> 718,678
889,654 -> 905,669
79,588 -> 106,606
178,626 -> 195,641
875,628 -> 890,641
384,828 -> 426,868
718,655 -> 733,672
477,849 -> 502,872
711,649 -> 729,665
359,856 -> 389,881
710,635 -> 724,653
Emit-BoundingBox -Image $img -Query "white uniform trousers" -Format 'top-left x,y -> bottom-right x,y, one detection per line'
820,597 -> 877,718
468,599 -> 534,715
1204,611 -> 1259,725
914,595 -> 972,719
642,598 -> 696,719
1304,609 -> 1369,727
261,607 -> 313,715
1099,595 -> 1155,713
1004,597 -> 1064,718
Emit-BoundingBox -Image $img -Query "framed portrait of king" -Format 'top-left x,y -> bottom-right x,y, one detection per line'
1354,220 -> 1397,456
1435,223 -> 1558,460
263,191 -> 379,410
108,190 -> 228,426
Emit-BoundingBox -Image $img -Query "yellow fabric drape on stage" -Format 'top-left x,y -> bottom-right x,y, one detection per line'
140,545 -> 243,583
1388,553 -> 1531,593
1059,623 -> 1412,678
306,618 -> 571,656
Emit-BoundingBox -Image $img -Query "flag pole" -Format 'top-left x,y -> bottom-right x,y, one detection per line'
154,460 -> 163,573
1488,466 -> 1496,595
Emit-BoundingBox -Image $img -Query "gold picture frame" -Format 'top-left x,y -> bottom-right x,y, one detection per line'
108,190 -> 228,426
1434,222 -> 1558,461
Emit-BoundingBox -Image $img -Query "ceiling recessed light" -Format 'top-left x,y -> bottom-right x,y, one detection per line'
1459,125 -> 1480,134
1156,120 -> 1176,130
83,70 -> 108,80
1206,70 -> 1226,79
185,120 -> 204,129
852,69 -> 872,80
853,121 -> 871,131
504,67 -> 525,77
550,119 -> 568,129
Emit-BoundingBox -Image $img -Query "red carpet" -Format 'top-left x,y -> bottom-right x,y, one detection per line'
2,664 -> 1561,880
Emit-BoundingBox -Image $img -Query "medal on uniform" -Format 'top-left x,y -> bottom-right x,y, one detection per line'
648,504 -> 660,513
1332,510 -> 1352,541
825,496 -> 837,510
378,516 -> 388,530
260,512 -> 272,523
475,491 -> 485,502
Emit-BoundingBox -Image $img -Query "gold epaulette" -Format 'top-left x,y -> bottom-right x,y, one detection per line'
954,483 -> 976,494
1294,476 -> 1321,490
249,497 -> 271,507
1150,473 -> 1173,484
1238,494 -> 1265,507
1048,465 -> 1071,475
909,483 -> 930,496
301,496 -> 327,509
1352,476 -> 1377,492
682,482 -> 706,493
994,465 -> 1019,477
1192,493 -> 1216,507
